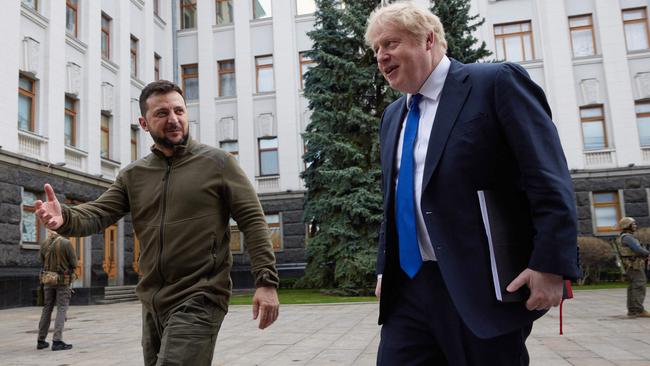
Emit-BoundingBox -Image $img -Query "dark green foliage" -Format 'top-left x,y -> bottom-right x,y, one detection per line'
432,0 -> 491,63
298,0 -> 398,294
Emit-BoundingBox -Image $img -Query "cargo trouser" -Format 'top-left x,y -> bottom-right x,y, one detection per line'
627,268 -> 647,315
37,285 -> 72,342
142,295 -> 226,366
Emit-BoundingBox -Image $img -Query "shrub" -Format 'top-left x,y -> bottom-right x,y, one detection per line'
634,227 -> 650,247
577,236 -> 617,285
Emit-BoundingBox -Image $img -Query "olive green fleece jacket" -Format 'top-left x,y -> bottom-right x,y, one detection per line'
56,137 -> 279,316
41,235 -> 77,273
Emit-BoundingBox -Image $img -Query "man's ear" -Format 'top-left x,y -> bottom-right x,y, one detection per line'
138,116 -> 148,132
426,32 -> 435,50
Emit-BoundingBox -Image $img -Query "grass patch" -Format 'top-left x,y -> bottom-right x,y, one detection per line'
229,288 -> 377,305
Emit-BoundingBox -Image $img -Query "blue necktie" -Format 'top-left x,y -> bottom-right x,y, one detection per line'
396,93 -> 423,279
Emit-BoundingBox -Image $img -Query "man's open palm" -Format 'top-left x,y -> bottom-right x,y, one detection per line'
35,184 -> 64,230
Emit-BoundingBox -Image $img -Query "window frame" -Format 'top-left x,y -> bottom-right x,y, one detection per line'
636,99 -> 650,147
22,0 -> 38,11
64,96 -> 78,147
592,191 -> 622,233
21,190 -> 42,244
18,75 -> 36,133
252,0 -> 272,20
100,113 -> 111,159
220,140 -> 239,159
216,0 -> 233,25
622,7 -> 650,52
130,35 -> 139,78
299,52 -> 315,89
258,136 -> 279,176
493,20 -> 535,62
66,0 -> 78,37
101,13 -> 111,59
266,213 -> 282,251
255,55 -> 274,93
568,14 -> 596,58
180,0 -> 197,29
181,63 -> 199,100
229,219 -> 243,253
296,0 -> 316,16
579,105 -> 607,151
130,126 -> 139,162
153,0 -> 160,17
218,59 -> 236,97
154,53 -> 161,81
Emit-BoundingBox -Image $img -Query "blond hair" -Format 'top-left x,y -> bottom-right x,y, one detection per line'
365,1 -> 447,52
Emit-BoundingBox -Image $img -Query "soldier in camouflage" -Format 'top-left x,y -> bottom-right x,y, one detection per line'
616,217 -> 650,318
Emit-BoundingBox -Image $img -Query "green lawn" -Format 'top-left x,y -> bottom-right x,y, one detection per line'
229,289 -> 377,305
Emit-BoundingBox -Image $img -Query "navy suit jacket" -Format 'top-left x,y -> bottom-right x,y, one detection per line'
377,59 -> 579,339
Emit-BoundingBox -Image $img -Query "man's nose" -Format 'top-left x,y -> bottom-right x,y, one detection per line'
167,111 -> 179,123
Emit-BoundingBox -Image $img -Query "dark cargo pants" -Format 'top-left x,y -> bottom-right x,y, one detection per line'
142,295 -> 226,366
627,268 -> 647,315
37,285 -> 72,342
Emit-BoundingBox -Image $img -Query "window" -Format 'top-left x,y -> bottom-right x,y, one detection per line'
153,0 -> 160,16
154,53 -> 161,81
218,60 -> 236,97
636,101 -> 650,147
101,114 -> 111,159
21,190 -> 41,243
299,52 -> 315,89
493,21 -> 534,62
592,192 -> 621,233
104,225 -> 118,280
253,0 -> 272,19
267,214 -> 281,251
259,137 -> 279,176
569,14 -> 595,57
66,0 -> 78,37
216,0 -> 233,25
580,105 -> 606,151
64,96 -> 78,147
255,55 -> 274,93
22,0 -> 37,11
181,0 -> 197,29
622,7 -> 649,51
296,0 -> 316,15
131,127 -> 139,161
18,75 -> 36,132
130,36 -> 139,78
182,64 -> 199,100
101,13 -> 111,59
229,219 -> 243,252
220,140 -> 239,159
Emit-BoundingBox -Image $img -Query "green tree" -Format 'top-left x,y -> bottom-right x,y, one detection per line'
298,0 -> 397,294
432,0 -> 491,63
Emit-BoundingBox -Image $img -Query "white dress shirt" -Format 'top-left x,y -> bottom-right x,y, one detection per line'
394,55 -> 451,262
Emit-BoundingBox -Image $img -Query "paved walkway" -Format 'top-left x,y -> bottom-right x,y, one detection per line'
1,288 -> 649,365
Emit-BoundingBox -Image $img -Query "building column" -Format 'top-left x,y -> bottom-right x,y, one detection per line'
197,0 -> 217,145
85,0 -> 102,176
0,1 -> 21,153
272,0 -> 301,190
534,0 -> 583,169
117,218 -> 125,286
117,1 -> 133,166
233,0 -> 256,180
44,2 -> 68,164
594,1 -> 641,166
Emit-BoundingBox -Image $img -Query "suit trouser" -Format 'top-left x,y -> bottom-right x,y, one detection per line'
142,295 -> 226,366
626,268 -> 647,314
38,285 -> 71,342
378,262 -> 532,366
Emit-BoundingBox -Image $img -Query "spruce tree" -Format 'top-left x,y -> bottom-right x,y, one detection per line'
432,0 -> 491,63
299,0 -> 397,294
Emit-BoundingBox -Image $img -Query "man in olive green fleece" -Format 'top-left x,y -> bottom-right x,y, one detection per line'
35,80 -> 280,365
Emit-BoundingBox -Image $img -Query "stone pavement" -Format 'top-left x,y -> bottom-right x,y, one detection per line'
1,288 -> 649,366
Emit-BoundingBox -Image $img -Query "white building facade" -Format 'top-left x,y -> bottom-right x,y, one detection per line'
2,0 -> 650,308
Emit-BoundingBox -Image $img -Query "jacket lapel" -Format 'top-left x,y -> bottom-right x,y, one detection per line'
421,60 -> 471,191
382,96 -> 408,197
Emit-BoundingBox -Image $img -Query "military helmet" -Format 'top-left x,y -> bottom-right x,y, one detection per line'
618,217 -> 636,230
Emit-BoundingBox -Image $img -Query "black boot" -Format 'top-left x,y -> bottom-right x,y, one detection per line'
51,341 -> 73,351
37,340 -> 49,350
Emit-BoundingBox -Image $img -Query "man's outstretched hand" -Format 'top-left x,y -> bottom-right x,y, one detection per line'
252,286 -> 279,329
34,184 -> 64,230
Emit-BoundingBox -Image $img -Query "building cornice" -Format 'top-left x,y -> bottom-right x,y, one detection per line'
571,166 -> 650,179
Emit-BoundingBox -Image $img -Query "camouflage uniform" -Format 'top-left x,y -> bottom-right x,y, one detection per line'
617,232 -> 649,316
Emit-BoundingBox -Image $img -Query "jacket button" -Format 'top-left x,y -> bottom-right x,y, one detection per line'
425,211 -> 433,215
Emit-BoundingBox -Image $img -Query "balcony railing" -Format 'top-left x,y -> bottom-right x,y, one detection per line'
101,159 -> 120,180
256,175 -> 280,193
64,146 -> 87,171
584,149 -> 616,168
642,147 -> 650,162
18,130 -> 47,160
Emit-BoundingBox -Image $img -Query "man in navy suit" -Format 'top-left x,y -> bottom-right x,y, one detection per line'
365,3 -> 579,365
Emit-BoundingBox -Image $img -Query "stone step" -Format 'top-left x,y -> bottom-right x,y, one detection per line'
99,285 -> 138,305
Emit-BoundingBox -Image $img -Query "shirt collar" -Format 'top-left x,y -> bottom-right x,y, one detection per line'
406,55 -> 451,108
